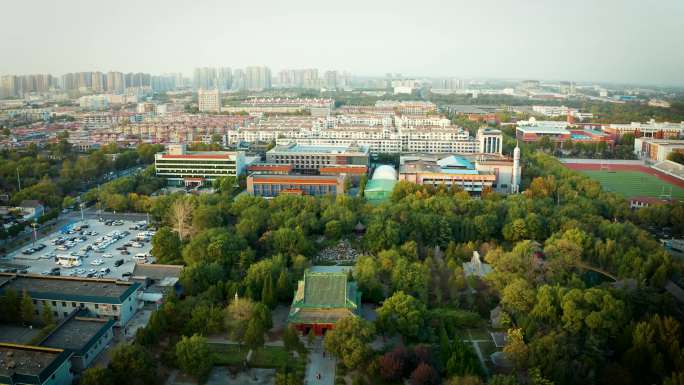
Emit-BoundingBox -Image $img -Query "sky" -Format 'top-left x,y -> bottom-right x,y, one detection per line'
1,0 -> 683,86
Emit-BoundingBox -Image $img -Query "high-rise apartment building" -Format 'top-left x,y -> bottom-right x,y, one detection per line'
106,72 -> 125,93
232,69 -> 246,91
198,89 -> 221,112
1,75 -> 18,97
245,66 -> 271,91
324,71 -> 338,89
217,67 -> 232,91
91,72 -> 105,92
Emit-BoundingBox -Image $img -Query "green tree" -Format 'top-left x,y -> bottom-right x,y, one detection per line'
80,367 -> 112,385
108,344 -> 157,385
261,272 -> 275,308
283,325 -> 306,354
324,316 -> 375,369
175,334 -> 213,383
151,227 -> 182,264
41,302 -> 54,326
20,290 -> 34,324
376,291 -> 426,340
244,317 -> 266,350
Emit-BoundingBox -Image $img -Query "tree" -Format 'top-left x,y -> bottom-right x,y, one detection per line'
276,269 -> 290,301
376,291 -> 426,340
175,334 -> 213,383
503,328 -> 528,370
324,316 -> 375,369
501,278 -> 536,314
444,376 -> 484,385
378,347 -> 406,381
410,363 -> 439,385
20,290 -> 34,324
283,325 -> 306,354
108,344 -> 157,385
151,227 -> 182,264
261,272 -> 275,308
225,296 -> 256,345
80,367 -> 112,385
244,317 -> 266,350
168,196 -> 194,241
41,302 -> 54,326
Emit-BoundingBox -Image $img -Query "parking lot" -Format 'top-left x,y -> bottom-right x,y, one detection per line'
1,217 -> 155,280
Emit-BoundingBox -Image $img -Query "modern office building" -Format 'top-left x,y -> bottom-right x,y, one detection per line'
198,89 -> 221,113
39,311 -> 115,373
0,343 -> 73,385
266,143 -> 370,174
288,267 -> 361,336
154,144 -> 247,187
247,174 -> 346,197
0,274 -> 141,326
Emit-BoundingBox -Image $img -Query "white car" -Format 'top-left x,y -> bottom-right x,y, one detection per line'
102,253 -> 113,258
130,242 -> 143,248
90,259 -> 104,266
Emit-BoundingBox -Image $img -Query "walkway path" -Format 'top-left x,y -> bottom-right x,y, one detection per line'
467,330 -> 489,378
305,339 -> 335,385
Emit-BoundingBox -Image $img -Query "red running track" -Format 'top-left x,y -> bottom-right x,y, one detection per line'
563,163 -> 684,189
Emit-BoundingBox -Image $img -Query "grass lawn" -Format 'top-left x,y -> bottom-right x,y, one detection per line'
210,344 -> 305,370
580,170 -> 684,199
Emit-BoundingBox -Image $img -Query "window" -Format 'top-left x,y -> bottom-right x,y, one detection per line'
63,312 -> 68,317
62,302 -> 67,307
72,302 -> 76,307
52,301 -> 56,306
53,311 -> 58,317
94,304 -> 99,309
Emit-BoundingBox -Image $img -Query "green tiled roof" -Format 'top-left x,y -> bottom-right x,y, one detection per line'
290,270 -> 360,315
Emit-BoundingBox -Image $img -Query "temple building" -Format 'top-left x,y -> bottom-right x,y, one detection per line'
288,267 -> 361,335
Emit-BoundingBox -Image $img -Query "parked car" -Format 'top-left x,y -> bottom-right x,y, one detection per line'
114,259 -> 124,267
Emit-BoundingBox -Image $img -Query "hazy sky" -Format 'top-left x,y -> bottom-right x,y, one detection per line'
1,0 -> 683,85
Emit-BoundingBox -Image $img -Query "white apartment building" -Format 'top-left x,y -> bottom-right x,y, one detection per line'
532,105 -> 593,120
606,119 -> 684,139
198,89 -> 221,113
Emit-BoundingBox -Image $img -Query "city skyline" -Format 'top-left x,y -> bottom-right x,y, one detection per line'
1,0 -> 683,86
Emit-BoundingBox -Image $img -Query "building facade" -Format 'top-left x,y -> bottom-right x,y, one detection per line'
198,89 -> 221,113
288,268 -> 360,336
154,144 -> 246,187
247,174 -> 346,197
0,274 -> 141,327
266,143 -> 370,174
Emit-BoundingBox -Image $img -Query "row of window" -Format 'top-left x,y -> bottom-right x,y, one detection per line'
33,299 -> 119,312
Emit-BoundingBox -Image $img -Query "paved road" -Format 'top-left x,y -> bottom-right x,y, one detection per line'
305,339 -> 335,385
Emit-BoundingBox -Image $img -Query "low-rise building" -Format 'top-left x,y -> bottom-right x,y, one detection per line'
605,119 -> 684,139
17,200 -> 45,221
266,143 -> 370,174
399,150 -> 521,194
364,165 -> 397,203
288,267 -> 361,336
154,144 -> 247,187
0,343 -> 73,385
0,274 -> 141,327
247,174 -> 346,197
39,311 -> 115,373
634,138 -> 684,162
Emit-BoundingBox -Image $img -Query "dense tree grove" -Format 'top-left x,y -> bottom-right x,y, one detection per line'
72,139 -> 684,384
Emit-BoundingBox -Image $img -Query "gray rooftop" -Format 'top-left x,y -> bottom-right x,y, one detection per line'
0,344 -> 68,379
131,264 -> 183,280
0,274 -> 139,304
41,317 -> 112,353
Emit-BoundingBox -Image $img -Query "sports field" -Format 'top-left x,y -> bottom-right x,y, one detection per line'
579,170 -> 684,199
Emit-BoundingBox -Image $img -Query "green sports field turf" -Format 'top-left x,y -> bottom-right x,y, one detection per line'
579,170 -> 684,199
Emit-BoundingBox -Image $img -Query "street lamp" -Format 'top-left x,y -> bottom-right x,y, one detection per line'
31,222 -> 39,247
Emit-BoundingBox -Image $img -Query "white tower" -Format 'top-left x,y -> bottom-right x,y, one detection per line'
512,142 -> 521,193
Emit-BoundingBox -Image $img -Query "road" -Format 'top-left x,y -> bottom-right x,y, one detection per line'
305,339 -> 336,385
